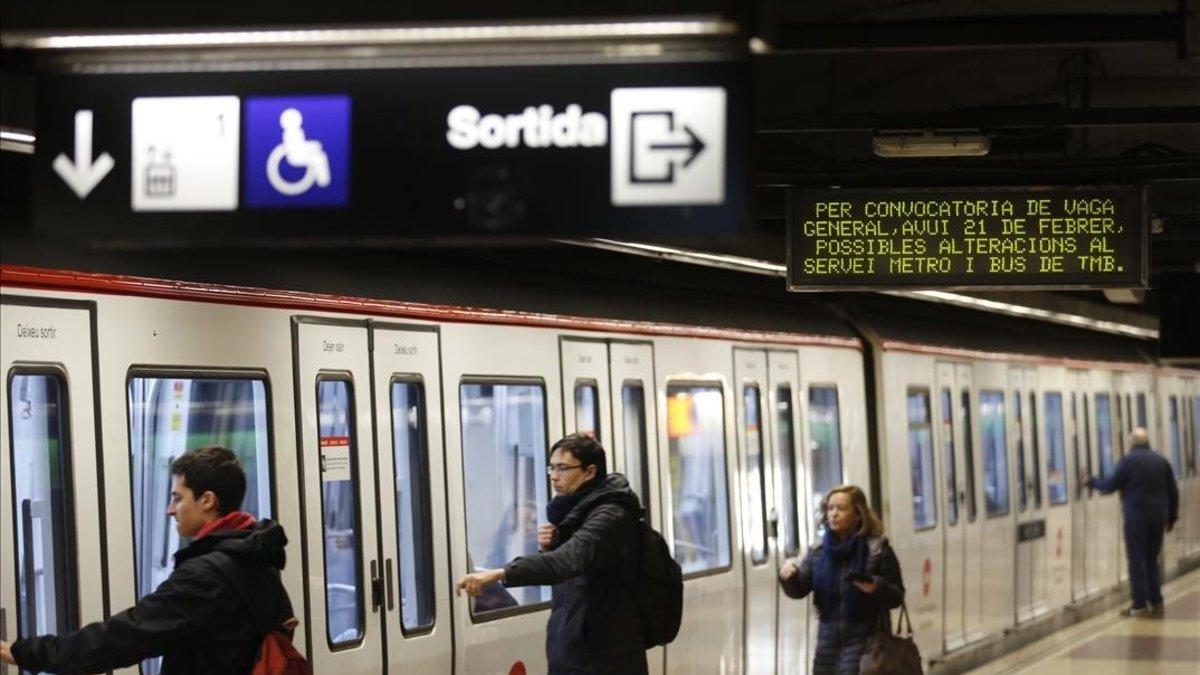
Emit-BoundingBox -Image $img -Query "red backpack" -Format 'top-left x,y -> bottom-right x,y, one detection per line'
252,618 -> 311,675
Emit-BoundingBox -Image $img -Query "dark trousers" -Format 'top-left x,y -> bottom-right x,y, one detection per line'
1123,518 -> 1165,608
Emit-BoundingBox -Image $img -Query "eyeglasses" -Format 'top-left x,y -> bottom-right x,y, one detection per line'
546,464 -> 582,476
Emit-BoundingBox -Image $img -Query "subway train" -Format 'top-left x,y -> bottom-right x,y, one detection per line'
1,263 -> 1197,675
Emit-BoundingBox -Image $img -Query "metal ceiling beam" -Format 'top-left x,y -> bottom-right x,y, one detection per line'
765,12 -> 1184,54
756,106 -> 1200,133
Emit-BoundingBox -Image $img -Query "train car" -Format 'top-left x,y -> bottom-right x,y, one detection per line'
2,264 -> 1197,675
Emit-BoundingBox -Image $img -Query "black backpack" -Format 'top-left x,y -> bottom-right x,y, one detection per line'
630,518 -> 684,648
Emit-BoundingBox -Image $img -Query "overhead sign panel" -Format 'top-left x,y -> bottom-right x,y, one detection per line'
33,61 -> 745,242
787,186 -> 1147,290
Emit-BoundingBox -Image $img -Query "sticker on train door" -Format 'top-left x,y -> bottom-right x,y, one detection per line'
320,435 -> 352,481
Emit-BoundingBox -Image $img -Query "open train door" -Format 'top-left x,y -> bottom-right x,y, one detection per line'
768,350 -> 808,675
0,297 -> 107,672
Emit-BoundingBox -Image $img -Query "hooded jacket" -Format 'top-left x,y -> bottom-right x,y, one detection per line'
503,473 -> 648,675
12,519 -> 294,675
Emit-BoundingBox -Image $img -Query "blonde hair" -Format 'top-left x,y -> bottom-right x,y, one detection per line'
819,484 -> 883,537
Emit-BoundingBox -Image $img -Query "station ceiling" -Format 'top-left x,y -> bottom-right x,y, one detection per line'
2,1 -> 1197,334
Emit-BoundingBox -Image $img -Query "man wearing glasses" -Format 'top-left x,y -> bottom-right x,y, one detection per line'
456,433 -> 649,674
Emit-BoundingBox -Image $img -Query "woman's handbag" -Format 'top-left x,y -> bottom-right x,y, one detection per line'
859,603 -> 923,675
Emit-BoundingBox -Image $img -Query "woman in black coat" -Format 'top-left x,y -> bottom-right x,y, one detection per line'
779,484 -> 905,675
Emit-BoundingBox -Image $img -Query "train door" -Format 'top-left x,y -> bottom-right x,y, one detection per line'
768,350 -> 808,675
935,362 -> 965,651
1188,385 -> 1200,557
1011,366 -> 1048,623
608,341 -> 665,675
0,298 -> 107,672
371,323 -> 453,672
1161,381 -> 1185,574
974,361 -> 1015,636
1039,368 -> 1072,613
734,348 -> 778,675
293,318 -> 384,673
1087,372 -> 1120,595
955,363 -> 986,643
561,338 -> 613,442
1067,370 -> 1089,602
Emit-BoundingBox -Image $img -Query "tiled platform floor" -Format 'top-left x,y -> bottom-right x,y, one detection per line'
966,567 -> 1200,675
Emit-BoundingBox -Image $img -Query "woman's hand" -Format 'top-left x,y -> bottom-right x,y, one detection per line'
852,579 -> 878,594
538,523 -> 558,551
455,569 -> 506,597
779,558 -> 799,581
1,640 -> 15,665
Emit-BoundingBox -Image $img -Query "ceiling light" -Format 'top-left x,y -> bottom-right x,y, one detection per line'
872,131 -> 991,158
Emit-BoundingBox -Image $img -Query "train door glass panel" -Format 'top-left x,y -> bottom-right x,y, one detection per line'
1095,395 -> 1115,479
666,384 -> 731,575
907,388 -> 937,529
1192,397 -> 1200,475
620,383 -> 651,520
979,391 -> 1010,517
1030,393 -> 1042,508
808,386 -> 843,527
1071,394 -> 1084,500
743,385 -> 769,564
1045,394 -> 1068,505
316,378 -> 365,647
1169,397 -> 1182,480
1125,394 -> 1133,434
961,390 -> 978,522
390,380 -> 435,632
1082,397 -> 1093,490
776,385 -> 801,556
1136,393 -> 1147,428
8,373 -> 78,641
941,389 -> 958,525
1014,393 -> 1026,512
1115,396 -> 1125,459
574,381 -> 601,441
460,382 -> 550,613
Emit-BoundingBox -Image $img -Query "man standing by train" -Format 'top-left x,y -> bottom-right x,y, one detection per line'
1085,427 -> 1179,617
1,445 -> 298,673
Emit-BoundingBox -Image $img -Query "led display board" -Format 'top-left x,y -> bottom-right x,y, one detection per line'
787,186 -> 1147,290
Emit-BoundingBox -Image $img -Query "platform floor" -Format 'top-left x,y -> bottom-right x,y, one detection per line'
966,567 -> 1200,675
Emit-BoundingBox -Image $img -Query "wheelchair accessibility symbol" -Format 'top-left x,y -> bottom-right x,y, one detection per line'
244,95 -> 349,208
267,108 -> 332,196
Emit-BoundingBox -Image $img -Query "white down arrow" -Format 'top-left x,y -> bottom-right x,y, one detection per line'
52,110 -> 114,199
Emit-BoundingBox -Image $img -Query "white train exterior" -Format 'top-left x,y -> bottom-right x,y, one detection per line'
1,265 -> 1197,674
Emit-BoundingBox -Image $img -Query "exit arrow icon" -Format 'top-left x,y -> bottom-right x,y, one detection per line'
52,110 -> 114,199
650,124 -> 706,169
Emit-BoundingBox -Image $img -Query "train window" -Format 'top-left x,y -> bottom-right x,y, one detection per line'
1095,394 -> 1115,480
1124,394 -> 1133,435
940,389 -> 958,525
1192,396 -> 1200,476
620,383 -> 652,521
1136,392 -> 1147,428
316,378 -> 365,648
127,374 -> 274,671
961,389 -> 978,522
907,388 -> 937,530
1168,396 -> 1182,481
979,391 -> 1010,517
573,381 -> 600,441
8,372 -> 79,641
776,385 -> 801,556
460,381 -> 551,614
1115,395 -> 1125,458
1029,392 -> 1042,509
667,383 -> 732,576
1083,396 -> 1094,486
808,386 -> 844,527
1044,393 -> 1068,505
1014,393 -> 1026,513
390,379 -> 435,633
743,385 -> 769,564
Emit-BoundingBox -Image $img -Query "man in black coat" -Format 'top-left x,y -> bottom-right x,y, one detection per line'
1086,427 -> 1179,617
457,433 -> 648,675
1,445 -> 296,674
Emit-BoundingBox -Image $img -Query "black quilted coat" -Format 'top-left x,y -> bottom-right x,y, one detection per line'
503,474 -> 648,675
12,520 -> 294,675
781,535 -> 906,675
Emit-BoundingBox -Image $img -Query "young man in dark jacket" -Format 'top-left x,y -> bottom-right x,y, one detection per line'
457,433 -> 647,674
1086,427 -> 1180,617
0,445 -> 295,674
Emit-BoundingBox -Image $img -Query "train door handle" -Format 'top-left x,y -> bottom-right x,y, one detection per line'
370,560 -> 383,613
384,558 -> 396,612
